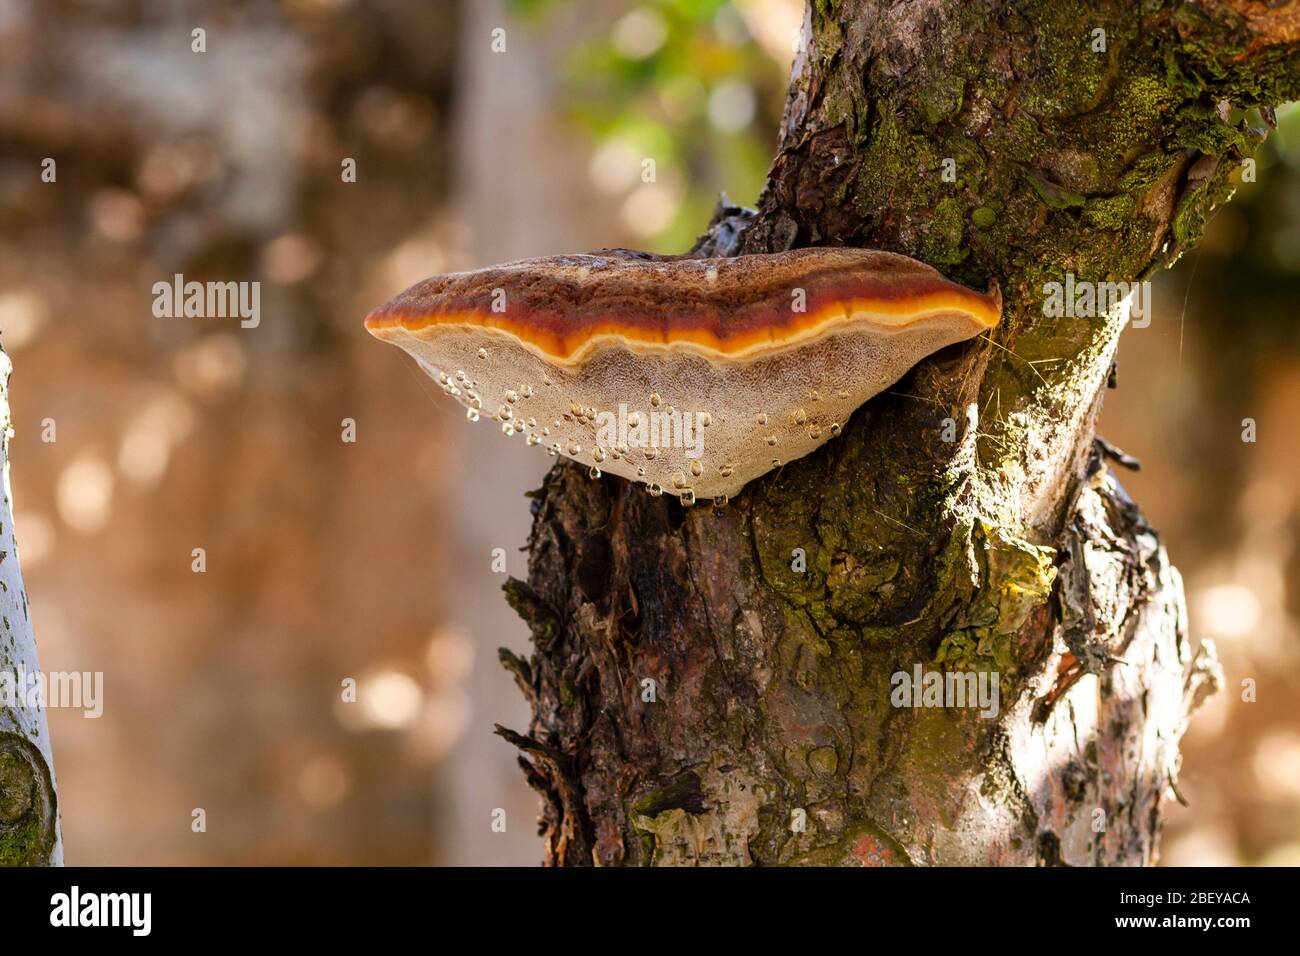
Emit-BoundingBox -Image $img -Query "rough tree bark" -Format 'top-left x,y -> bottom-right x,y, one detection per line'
0,345 -> 62,866
499,0 -> 1300,865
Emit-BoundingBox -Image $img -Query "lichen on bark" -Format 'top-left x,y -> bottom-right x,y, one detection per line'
0,345 -> 63,866
500,1 -> 1300,866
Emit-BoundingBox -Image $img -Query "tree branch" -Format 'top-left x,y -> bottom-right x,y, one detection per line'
0,346 -> 63,866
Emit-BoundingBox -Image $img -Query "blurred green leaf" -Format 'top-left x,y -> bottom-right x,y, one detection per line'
517,0 -> 791,251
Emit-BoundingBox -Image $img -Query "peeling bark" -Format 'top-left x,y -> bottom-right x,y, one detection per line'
501,0 -> 1300,865
0,346 -> 62,866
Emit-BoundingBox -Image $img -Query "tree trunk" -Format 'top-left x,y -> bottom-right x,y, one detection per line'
500,0 -> 1300,866
0,345 -> 62,866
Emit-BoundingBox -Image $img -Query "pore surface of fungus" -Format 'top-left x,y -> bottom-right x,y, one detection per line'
365,247 -> 1000,500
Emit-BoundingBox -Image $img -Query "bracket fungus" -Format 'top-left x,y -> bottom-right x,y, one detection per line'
365,247 -> 1000,501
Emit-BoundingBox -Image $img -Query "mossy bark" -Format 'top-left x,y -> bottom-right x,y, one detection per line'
0,345 -> 62,866
502,0 -> 1300,865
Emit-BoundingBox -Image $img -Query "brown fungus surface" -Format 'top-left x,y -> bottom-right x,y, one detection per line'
365,247 -> 999,499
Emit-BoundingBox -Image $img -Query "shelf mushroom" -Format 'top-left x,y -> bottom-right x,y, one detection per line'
364,247 -> 1000,501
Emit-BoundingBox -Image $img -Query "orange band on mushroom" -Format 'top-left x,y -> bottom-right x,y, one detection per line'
365,290 -> 997,364
365,248 -> 999,364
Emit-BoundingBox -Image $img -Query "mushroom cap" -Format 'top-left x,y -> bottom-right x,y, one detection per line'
365,247 -> 999,499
